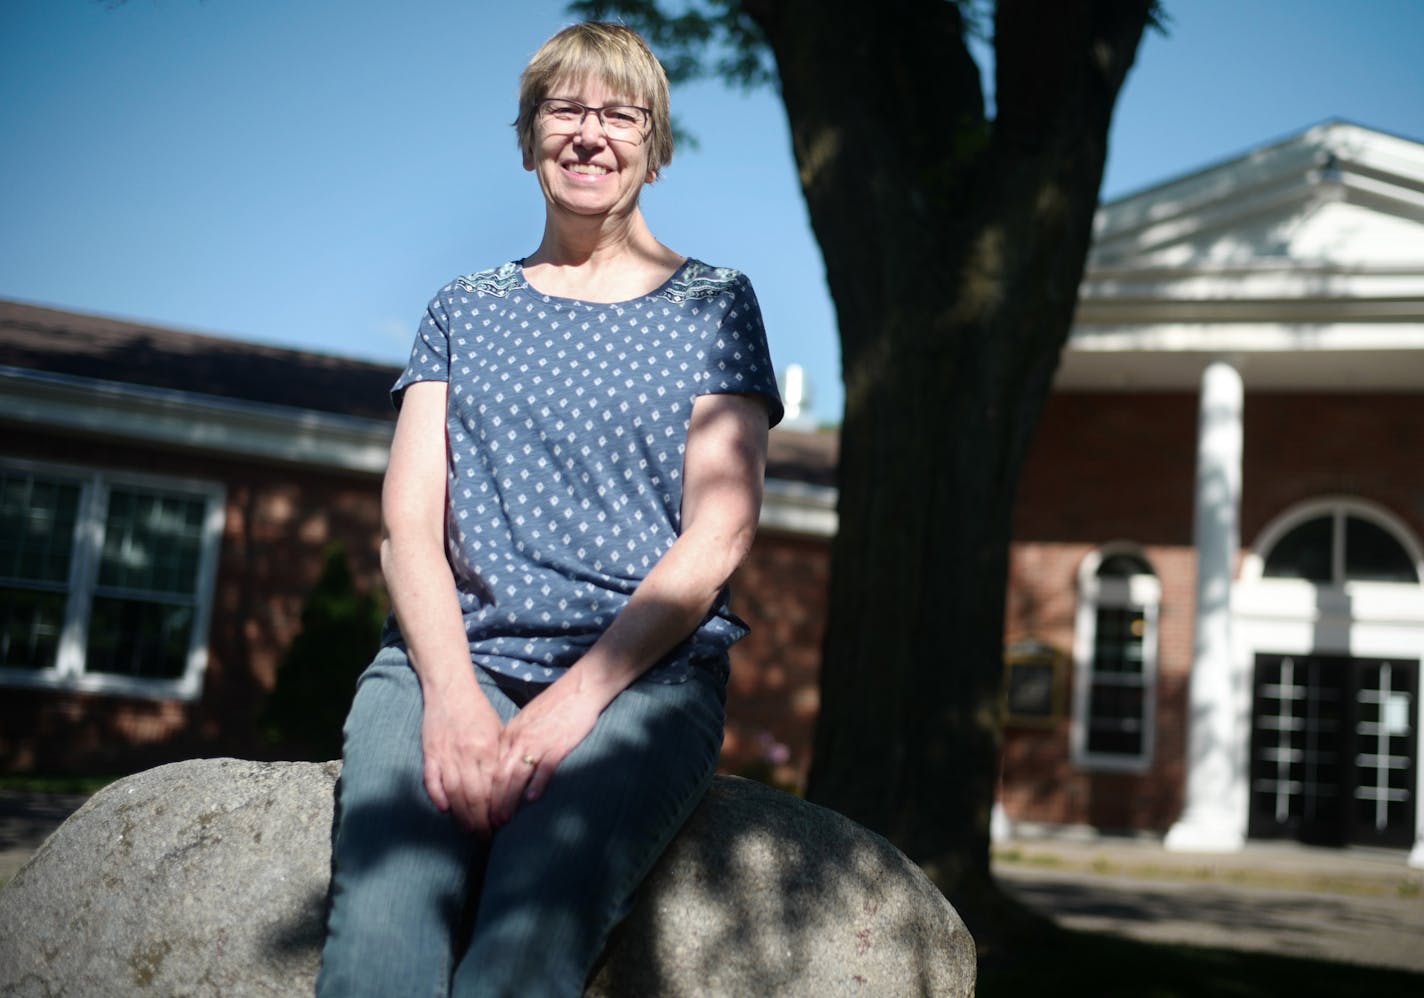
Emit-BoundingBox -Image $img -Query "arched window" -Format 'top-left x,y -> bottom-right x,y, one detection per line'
1257,501 -> 1421,586
1072,546 -> 1161,771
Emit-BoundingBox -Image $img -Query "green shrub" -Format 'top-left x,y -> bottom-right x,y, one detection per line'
263,544 -> 384,760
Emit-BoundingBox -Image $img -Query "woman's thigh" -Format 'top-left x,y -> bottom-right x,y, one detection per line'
455,667 -> 726,996
318,648 -> 518,997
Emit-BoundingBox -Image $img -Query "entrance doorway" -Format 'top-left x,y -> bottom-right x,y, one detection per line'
1249,653 -> 1418,849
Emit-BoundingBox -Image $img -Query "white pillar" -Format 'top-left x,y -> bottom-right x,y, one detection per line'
1166,361 -> 1248,853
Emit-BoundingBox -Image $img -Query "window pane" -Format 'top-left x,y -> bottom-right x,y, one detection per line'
0,472 -> 81,584
86,596 -> 192,679
1263,515 -> 1333,582
98,490 -> 206,595
0,586 -> 67,670
1097,553 -> 1152,578
1344,516 -> 1418,584
1093,607 -> 1146,674
1086,684 -> 1145,756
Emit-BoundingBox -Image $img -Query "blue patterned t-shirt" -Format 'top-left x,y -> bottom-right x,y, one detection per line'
386,258 -> 784,685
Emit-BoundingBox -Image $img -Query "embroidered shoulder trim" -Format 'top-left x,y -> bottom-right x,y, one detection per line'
454,261 -> 521,297
659,260 -> 741,304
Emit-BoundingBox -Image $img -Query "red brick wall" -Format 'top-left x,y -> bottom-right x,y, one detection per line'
1241,394 -> 1424,545
0,429 -> 384,773
8,390 -> 1420,838
724,530 -> 830,791
999,391 -> 1424,833
0,427 -> 834,783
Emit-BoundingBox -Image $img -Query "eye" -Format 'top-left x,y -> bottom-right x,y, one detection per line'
604,107 -> 642,128
543,100 -> 582,120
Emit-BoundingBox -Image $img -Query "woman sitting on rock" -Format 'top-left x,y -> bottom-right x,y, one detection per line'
317,20 -> 782,996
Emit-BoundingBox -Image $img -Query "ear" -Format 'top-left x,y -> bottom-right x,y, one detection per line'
523,147 -> 535,172
644,167 -> 657,184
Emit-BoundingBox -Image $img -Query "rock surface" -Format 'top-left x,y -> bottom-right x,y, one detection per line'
0,759 -> 975,996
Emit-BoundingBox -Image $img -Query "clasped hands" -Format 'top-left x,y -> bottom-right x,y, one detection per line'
421,674 -> 607,838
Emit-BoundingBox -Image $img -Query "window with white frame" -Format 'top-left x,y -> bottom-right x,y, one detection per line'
1261,502 -> 1420,585
0,460 -> 224,699
1072,547 -> 1160,771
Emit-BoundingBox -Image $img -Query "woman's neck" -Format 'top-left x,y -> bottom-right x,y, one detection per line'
523,209 -> 683,303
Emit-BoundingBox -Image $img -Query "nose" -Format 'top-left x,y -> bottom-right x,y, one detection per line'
573,108 -> 607,145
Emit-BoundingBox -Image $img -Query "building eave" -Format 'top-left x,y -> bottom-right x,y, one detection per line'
0,364 -> 841,536
0,365 -> 395,474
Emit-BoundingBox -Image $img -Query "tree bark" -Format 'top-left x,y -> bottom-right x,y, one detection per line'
743,0 -> 1154,909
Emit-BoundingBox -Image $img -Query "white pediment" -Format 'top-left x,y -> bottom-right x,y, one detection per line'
1059,122 -> 1424,391
1089,121 -> 1424,269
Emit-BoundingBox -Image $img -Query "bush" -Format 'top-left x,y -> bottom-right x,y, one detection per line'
263,544 -> 384,759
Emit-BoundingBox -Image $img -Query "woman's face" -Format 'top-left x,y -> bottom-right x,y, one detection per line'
524,77 -> 655,223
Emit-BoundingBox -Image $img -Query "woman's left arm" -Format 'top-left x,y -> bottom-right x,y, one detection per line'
488,392 -> 770,823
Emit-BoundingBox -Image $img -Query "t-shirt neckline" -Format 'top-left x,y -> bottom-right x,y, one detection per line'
514,257 -> 693,308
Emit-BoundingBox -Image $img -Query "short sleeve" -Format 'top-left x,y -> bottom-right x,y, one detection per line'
701,274 -> 784,428
390,292 -> 453,410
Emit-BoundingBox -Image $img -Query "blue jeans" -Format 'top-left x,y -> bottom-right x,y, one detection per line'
316,646 -> 725,997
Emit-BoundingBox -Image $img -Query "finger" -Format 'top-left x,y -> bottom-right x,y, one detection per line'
492,751 -> 535,825
423,757 -> 450,813
464,787 -> 492,839
525,758 -> 555,802
445,778 -> 475,834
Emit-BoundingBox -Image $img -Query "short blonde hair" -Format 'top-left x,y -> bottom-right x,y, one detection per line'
515,22 -> 674,176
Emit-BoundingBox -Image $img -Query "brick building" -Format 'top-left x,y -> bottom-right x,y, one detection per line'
2,122 -> 1421,865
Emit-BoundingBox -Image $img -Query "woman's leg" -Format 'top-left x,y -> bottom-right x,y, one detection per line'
317,648 -> 518,998
452,668 -> 726,998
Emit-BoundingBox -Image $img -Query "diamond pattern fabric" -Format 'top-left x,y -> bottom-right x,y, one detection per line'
388,259 -> 783,684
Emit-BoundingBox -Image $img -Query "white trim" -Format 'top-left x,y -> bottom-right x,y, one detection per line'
758,479 -> 837,537
1070,543 -> 1161,774
0,456 -> 225,701
0,365 -> 394,474
1241,495 -> 1424,585
1233,495 -> 1424,867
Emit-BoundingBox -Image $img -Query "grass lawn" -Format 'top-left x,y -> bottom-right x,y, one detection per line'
978,926 -> 1424,997
0,774 -> 116,795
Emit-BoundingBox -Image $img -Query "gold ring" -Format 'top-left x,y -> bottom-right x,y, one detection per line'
521,754 -> 538,767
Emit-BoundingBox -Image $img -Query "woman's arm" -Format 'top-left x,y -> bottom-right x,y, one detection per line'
488,391 -> 771,823
382,380 -> 504,836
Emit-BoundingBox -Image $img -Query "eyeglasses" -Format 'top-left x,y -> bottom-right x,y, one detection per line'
535,98 -> 650,140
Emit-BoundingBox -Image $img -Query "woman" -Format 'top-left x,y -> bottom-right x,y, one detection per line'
317,21 -> 782,997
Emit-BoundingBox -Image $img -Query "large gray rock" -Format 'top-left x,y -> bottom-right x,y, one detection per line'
0,759 -> 975,996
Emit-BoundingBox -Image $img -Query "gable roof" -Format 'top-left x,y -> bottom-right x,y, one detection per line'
1059,121 -> 1424,391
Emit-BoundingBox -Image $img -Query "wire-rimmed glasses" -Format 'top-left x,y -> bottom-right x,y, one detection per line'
535,98 -> 650,141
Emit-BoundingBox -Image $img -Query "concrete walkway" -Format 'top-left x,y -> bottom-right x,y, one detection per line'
993,833 -> 1424,974
0,790 -> 91,886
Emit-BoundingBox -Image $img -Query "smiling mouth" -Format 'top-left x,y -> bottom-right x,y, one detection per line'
564,163 -> 611,176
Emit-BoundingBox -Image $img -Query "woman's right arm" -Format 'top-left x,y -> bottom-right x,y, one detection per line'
381,380 -> 503,836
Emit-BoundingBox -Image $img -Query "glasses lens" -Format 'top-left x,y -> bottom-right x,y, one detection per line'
541,100 -> 584,124
601,106 -> 647,132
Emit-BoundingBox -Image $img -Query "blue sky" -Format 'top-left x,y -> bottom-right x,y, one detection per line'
2,0 -> 1421,424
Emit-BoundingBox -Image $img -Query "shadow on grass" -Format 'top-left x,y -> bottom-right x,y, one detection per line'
978,926 -> 1424,998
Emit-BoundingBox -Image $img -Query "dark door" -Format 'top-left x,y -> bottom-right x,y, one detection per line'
1249,654 -> 1418,849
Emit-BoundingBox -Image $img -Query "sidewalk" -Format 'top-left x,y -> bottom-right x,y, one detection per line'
0,790 -> 91,886
993,832 -> 1424,974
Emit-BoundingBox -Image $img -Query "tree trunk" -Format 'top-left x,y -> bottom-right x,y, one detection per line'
744,0 -> 1154,917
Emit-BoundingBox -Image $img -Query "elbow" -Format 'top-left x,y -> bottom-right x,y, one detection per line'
724,520 -> 758,575
696,518 -> 758,597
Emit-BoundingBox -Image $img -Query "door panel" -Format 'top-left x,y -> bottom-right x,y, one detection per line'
1249,654 -> 1417,849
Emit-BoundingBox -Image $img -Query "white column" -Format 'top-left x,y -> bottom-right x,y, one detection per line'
1166,361 -> 1248,852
